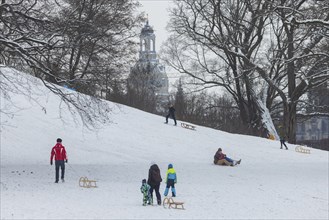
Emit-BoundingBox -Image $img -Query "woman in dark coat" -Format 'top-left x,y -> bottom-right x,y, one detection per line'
147,163 -> 162,205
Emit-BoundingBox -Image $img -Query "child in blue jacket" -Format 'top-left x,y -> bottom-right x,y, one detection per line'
164,164 -> 177,197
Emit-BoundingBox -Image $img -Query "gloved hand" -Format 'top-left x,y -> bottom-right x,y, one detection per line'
50,161 -> 53,165
65,159 -> 68,163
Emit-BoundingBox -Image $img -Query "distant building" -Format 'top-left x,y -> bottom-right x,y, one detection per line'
296,79 -> 329,150
296,117 -> 329,141
128,20 -> 169,112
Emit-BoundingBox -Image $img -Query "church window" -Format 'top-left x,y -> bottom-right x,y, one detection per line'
142,39 -> 147,51
150,39 -> 154,51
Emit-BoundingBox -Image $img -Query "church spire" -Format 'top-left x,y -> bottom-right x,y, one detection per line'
139,19 -> 156,62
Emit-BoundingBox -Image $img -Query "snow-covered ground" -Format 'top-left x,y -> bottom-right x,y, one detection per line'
1,66 -> 328,219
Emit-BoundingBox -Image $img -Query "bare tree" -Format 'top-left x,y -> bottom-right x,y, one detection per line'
0,0 -> 59,75
163,0 -> 329,143
0,0 -> 144,128
46,0 -> 144,95
174,78 -> 187,121
254,0 -> 329,143
162,0 -> 273,136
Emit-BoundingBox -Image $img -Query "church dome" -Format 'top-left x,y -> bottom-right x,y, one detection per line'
141,20 -> 154,34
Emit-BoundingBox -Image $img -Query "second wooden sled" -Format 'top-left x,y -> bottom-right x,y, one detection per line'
295,146 -> 311,154
79,176 -> 97,188
181,122 -> 196,130
163,197 -> 185,210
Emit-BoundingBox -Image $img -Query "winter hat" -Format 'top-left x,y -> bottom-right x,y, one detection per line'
57,138 -> 62,143
142,179 -> 146,184
168,164 -> 173,169
218,148 -> 222,151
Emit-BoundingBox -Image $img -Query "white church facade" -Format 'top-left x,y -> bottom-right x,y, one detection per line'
128,20 -> 169,111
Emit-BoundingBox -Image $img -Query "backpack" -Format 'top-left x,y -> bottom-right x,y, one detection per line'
151,169 -> 162,183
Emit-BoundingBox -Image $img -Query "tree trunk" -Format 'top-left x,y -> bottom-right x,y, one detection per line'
285,23 -> 297,144
284,102 -> 297,144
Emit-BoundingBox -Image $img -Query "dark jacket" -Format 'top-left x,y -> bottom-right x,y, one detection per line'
279,127 -> 286,140
213,150 -> 226,164
147,164 -> 162,186
168,106 -> 175,115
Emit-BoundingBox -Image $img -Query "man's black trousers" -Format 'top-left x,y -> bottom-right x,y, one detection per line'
55,160 -> 65,182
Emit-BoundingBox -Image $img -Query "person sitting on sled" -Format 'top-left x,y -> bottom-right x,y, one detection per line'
213,148 -> 241,166
140,179 -> 152,206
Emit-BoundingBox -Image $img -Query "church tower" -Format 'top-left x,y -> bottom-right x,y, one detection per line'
128,20 -> 169,112
139,20 -> 157,62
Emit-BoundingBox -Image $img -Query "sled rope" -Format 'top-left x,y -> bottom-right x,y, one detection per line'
67,163 -> 81,178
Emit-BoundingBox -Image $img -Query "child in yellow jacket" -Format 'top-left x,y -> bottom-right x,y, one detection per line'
164,164 -> 177,197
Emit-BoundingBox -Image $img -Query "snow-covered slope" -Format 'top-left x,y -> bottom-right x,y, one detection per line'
1,66 -> 328,219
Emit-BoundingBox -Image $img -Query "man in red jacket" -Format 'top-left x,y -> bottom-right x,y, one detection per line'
50,138 -> 68,183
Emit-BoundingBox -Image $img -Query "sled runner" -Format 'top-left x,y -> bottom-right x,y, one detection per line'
163,197 -> 185,210
295,146 -> 311,154
181,122 -> 196,130
79,176 -> 97,188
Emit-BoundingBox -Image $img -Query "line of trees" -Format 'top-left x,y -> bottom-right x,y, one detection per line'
161,0 -> 329,144
173,79 -> 245,133
1,0 -> 328,143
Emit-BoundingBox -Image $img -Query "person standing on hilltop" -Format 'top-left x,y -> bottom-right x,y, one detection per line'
50,138 -> 68,183
165,104 -> 177,126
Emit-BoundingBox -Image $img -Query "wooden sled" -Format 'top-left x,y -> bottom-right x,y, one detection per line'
163,197 -> 185,210
181,122 -> 196,130
295,146 -> 311,154
79,176 -> 97,188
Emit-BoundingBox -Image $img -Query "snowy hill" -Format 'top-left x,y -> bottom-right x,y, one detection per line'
0,66 -> 328,219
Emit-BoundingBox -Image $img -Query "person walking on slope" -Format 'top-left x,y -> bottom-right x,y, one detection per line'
213,148 -> 241,166
164,163 -> 177,197
278,125 -> 288,150
148,162 -> 162,205
165,105 -> 177,125
50,138 -> 68,183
